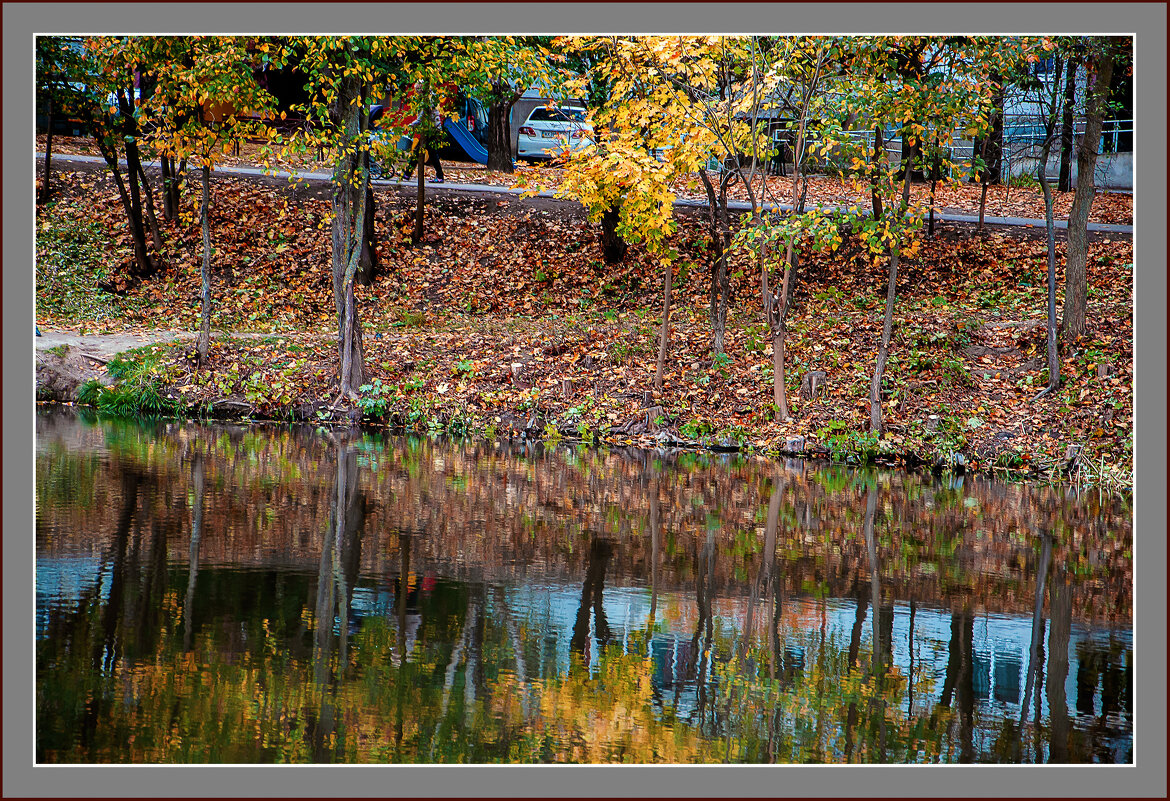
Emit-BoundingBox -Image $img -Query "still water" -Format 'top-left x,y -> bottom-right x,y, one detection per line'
35,408 -> 1132,764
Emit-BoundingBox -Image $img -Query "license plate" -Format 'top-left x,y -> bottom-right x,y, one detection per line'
541,131 -> 564,140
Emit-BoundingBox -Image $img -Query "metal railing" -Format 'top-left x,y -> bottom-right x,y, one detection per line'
698,118 -> 1133,174
1000,118 -> 1133,154
774,119 -> 1133,173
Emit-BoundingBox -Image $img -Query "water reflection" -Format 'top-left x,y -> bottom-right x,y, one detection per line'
35,408 -> 1132,764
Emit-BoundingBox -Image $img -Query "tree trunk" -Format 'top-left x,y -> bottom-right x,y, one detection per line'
330,77 -> 370,397
765,76 -> 821,423
772,328 -> 788,420
985,73 -> 1005,185
697,170 -> 730,356
198,164 -> 212,366
899,132 -> 923,183
978,181 -> 988,232
1058,59 -> 1078,193
770,237 -> 798,422
486,98 -> 514,173
711,250 -> 729,355
41,93 -> 54,205
160,155 -> 175,221
412,146 -> 426,246
928,176 -> 937,236
654,259 -> 671,393
160,154 -> 186,222
1037,141 -> 1061,397
867,162 -> 913,435
98,139 -> 155,279
355,161 -> 379,287
135,161 -> 165,252
119,94 -> 157,272
339,229 -> 367,395
600,205 -> 627,264
926,137 -> 941,236
869,246 -> 899,435
1063,48 -> 1116,344
871,126 -> 884,220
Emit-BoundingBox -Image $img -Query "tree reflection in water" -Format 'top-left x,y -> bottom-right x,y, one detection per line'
34,410 -> 1133,763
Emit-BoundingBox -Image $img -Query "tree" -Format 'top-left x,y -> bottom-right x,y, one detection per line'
554,38 -> 627,265
969,57 -> 1006,233
378,37 -> 461,247
654,37 -> 782,356
142,36 -> 279,365
454,37 -> 555,173
72,37 -> 169,279
734,37 -> 835,421
551,37 -> 714,393
1057,57 -> 1079,193
1000,38 -> 1068,398
828,37 -> 1000,434
272,36 -> 397,397
1062,37 -> 1127,344
1034,52 -> 1067,397
597,36 -> 784,356
36,37 -> 87,205
759,40 -> 830,421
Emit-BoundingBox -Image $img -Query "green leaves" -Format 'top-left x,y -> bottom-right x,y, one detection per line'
121,37 -> 281,169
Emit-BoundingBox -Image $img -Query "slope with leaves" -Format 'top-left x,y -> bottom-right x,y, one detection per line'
36,166 -> 1133,487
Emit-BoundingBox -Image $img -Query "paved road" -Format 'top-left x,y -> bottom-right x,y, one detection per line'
39,153 -> 1134,235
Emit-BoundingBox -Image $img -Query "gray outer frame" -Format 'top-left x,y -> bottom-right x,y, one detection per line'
7,4 -> 1164,797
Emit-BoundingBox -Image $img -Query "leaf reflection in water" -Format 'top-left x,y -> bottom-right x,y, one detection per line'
34,409 -> 1132,764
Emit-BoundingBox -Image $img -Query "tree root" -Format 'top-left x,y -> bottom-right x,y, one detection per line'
1032,382 -> 1059,401
327,387 -> 360,412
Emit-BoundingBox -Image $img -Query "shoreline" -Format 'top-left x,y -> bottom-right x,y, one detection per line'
35,169 -> 1133,492
33,360 -> 1121,493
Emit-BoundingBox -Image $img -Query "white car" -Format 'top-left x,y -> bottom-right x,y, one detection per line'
516,106 -> 593,160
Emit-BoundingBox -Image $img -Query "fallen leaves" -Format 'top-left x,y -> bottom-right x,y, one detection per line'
35,164 -> 1134,483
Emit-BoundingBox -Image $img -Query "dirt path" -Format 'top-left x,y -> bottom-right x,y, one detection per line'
34,330 -> 287,361
36,330 -> 193,361
35,330 -> 295,403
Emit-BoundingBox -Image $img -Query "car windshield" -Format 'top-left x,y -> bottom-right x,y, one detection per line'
527,107 -> 587,123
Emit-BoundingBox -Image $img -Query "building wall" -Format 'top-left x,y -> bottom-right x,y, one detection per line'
1009,150 -> 1133,191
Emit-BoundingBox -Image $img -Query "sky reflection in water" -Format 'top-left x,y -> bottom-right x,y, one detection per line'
35,409 -> 1132,763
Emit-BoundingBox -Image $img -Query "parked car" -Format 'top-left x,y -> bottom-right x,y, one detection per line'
516,106 -> 593,160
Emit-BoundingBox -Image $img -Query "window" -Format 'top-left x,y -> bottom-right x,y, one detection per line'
1032,57 -> 1056,83
527,107 -> 586,123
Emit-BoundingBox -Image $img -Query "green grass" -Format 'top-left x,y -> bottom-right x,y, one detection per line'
35,204 -> 148,324
76,379 -> 104,406
90,346 -> 183,418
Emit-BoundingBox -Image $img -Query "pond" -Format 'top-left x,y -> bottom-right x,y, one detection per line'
35,408 -> 1132,764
